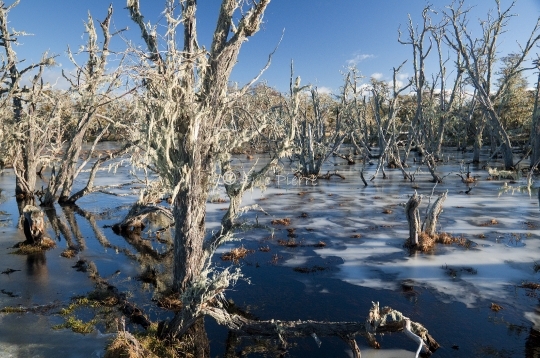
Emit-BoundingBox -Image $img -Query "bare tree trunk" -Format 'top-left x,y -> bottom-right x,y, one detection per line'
172,156 -> 210,292
531,66 -> 540,166
424,191 -> 447,235
405,192 -> 422,246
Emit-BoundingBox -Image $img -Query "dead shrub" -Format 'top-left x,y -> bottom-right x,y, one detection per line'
61,249 -> 77,258
270,253 -> 281,264
413,232 -> 472,251
435,232 -> 453,244
13,237 -> 56,254
490,303 -> 503,312
258,245 -> 270,252
210,196 -> 227,203
221,246 -> 253,263
417,232 -> 436,251
521,282 -> 540,290
442,264 -> 477,278
313,241 -> 326,248
287,228 -> 296,238
156,295 -> 182,312
271,218 -> 291,226
105,331 -> 158,358
479,219 -> 498,227
277,238 -> 300,248
455,236 -> 476,249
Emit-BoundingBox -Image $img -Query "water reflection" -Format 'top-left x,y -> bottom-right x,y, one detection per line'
25,252 -> 48,285
526,326 -> 540,357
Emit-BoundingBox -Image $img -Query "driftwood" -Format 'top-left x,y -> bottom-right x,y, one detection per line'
204,301 -> 439,357
22,205 -> 45,245
405,193 -> 422,246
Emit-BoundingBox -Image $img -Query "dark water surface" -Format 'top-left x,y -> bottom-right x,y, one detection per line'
1,147 -> 540,357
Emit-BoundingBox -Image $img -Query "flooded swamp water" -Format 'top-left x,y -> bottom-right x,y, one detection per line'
0,146 -> 540,357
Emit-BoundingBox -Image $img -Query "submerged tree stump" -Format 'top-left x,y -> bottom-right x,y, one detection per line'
22,205 -> 45,245
405,192 -> 422,246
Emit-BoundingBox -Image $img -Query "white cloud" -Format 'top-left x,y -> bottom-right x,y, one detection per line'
315,86 -> 333,95
358,83 -> 372,95
370,72 -> 383,80
42,68 -> 70,90
347,52 -> 375,66
397,73 -> 410,81
389,80 -> 405,89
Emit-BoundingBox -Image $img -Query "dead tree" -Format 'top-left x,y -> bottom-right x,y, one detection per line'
41,5 -> 129,206
444,0 -> 540,169
431,23 -> 464,157
0,0 -> 58,200
340,66 -> 373,160
370,63 -> 412,181
127,0 -> 277,337
398,6 -> 434,151
278,64 -> 345,177
531,58 -> 540,167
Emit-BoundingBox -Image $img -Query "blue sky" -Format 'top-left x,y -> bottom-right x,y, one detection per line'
6,0 -> 540,93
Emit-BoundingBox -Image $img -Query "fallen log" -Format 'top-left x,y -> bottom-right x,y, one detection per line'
203,301 -> 439,357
